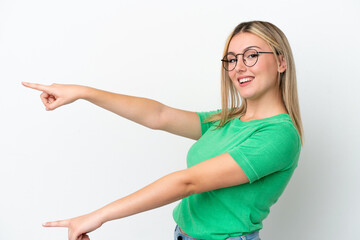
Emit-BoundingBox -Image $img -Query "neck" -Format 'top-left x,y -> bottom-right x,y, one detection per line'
241,88 -> 287,121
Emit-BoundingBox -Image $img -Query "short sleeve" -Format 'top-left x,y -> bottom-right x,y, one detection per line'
197,109 -> 221,135
228,123 -> 301,183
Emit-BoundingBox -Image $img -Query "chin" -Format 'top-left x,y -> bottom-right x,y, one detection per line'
238,89 -> 257,100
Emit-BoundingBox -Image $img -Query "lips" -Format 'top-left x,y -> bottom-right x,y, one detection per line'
237,76 -> 254,87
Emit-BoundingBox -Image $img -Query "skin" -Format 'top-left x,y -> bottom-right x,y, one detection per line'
227,32 -> 288,121
21,32 -> 287,240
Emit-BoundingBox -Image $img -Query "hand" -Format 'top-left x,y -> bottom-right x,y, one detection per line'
43,211 -> 104,240
22,82 -> 84,110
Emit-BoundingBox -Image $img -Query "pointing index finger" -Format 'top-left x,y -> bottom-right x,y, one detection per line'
22,82 -> 50,92
42,219 -> 69,228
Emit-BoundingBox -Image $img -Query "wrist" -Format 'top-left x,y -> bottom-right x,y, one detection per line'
77,85 -> 93,100
93,207 -> 110,225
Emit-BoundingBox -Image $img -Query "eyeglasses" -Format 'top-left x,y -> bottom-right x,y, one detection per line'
221,49 -> 274,71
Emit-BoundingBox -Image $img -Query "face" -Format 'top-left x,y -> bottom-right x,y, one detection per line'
226,32 -> 286,101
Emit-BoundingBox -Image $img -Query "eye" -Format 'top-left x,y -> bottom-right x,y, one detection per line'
247,53 -> 259,59
228,58 -> 237,63
222,53 -> 237,63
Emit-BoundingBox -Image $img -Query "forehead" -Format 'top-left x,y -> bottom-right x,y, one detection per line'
228,32 -> 268,52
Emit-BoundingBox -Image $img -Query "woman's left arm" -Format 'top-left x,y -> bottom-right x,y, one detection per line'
43,153 -> 248,240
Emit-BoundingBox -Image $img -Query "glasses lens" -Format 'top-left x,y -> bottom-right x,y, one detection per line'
222,53 -> 237,71
243,49 -> 259,67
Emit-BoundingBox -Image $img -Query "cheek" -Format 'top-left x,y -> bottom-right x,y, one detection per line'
252,61 -> 278,82
251,60 -> 268,73
228,71 -> 237,83
228,70 -> 235,79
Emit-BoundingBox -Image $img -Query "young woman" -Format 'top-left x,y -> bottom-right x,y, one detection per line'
23,20 -> 303,240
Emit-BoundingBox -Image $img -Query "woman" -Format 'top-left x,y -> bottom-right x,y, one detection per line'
23,20 -> 303,240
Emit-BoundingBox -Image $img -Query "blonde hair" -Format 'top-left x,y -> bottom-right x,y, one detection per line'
207,20 -> 304,144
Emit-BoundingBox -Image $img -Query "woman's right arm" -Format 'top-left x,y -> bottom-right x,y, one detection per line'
22,82 -> 202,140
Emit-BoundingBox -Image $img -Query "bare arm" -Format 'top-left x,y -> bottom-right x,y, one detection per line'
22,82 -> 202,140
43,153 -> 249,240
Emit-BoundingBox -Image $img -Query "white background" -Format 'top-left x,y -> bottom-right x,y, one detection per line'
0,0 -> 359,239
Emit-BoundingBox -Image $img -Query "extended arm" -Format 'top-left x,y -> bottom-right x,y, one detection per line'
22,82 -> 201,140
43,153 -> 249,240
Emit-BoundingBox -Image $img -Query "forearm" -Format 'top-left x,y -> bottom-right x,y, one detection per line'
95,170 -> 192,224
80,86 -> 165,129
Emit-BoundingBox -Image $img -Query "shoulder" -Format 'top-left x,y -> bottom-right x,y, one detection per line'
254,114 -> 299,134
248,114 -> 301,152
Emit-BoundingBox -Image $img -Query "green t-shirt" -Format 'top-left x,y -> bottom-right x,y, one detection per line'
173,110 -> 301,240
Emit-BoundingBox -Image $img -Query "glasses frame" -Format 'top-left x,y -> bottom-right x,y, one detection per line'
221,49 -> 274,71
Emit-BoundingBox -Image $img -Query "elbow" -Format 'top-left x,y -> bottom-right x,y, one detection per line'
178,169 -> 198,198
146,102 -> 166,130
146,122 -> 160,130
143,113 -> 163,130
152,103 -> 175,131
173,170 -> 197,198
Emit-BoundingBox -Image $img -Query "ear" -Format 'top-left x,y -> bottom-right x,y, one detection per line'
277,55 -> 287,73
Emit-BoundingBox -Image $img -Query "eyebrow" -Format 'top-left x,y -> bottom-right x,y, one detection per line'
228,45 -> 261,54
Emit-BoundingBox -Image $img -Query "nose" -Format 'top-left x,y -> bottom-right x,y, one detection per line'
234,56 -> 247,72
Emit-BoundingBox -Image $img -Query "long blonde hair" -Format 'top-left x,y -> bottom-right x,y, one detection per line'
207,20 -> 304,144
